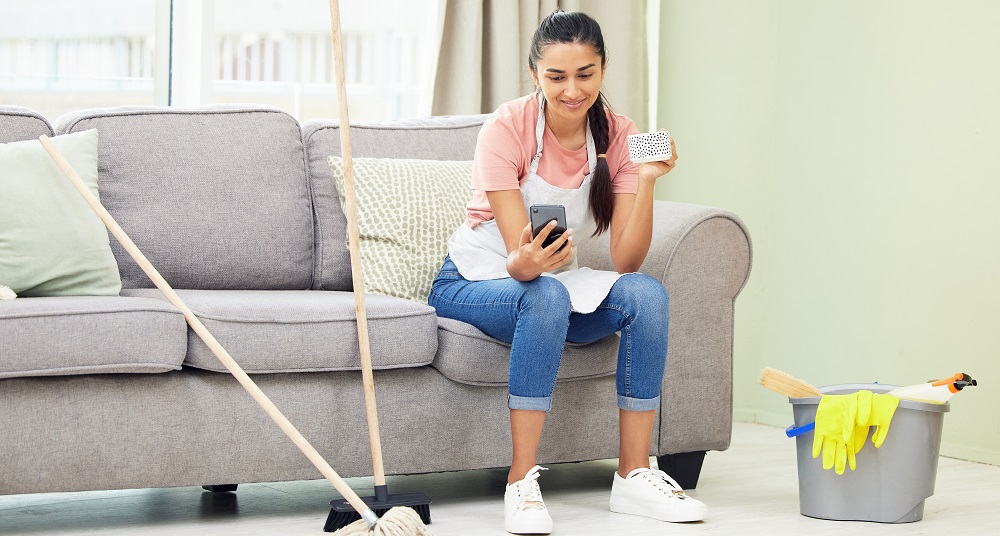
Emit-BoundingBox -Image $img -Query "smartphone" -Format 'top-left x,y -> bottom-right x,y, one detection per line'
529,204 -> 567,250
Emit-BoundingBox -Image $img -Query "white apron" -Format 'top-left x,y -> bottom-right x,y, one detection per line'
447,97 -> 621,313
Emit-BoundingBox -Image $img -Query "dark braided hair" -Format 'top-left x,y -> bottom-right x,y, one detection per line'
529,10 -> 614,236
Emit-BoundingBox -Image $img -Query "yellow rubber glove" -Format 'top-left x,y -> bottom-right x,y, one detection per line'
852,391 -> 901,455
811,393 -> 860,475
867,393 -> 900,448
852,390 -> 874,455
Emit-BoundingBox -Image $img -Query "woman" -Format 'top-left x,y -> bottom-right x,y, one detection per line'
429,10 -> 706,534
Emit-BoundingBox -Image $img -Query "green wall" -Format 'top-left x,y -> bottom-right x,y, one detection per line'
656,0 -> 1000,464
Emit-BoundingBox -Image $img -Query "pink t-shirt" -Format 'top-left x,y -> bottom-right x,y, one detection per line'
466,93 -> 640,227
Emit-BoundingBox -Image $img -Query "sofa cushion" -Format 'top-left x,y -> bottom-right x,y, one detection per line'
301,115 -> 488,292
0,129 -> 123,297
0,105 -> 54,143
328,156 -> 473,304
0,296 -> 187,379
122,289 -> 437,373
54,105 -> 314,291
433,317 -> 621,386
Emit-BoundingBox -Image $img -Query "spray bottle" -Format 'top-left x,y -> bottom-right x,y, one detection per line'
887,372 -> 978,404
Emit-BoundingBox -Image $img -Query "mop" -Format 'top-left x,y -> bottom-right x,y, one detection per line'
323,0 -> 432,530
39,130 -> 430,536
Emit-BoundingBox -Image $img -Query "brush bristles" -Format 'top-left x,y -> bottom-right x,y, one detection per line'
759,367 -> 823,398
325,510 -> 360,532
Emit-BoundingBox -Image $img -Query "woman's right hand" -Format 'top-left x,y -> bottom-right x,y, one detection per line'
506,220 -> 574,281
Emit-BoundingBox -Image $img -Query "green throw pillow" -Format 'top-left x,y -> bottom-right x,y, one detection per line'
0,129 -> 122,297
328,156 -> 473,304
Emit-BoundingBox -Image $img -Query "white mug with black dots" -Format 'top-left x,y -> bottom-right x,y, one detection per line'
627,131 -> 672,164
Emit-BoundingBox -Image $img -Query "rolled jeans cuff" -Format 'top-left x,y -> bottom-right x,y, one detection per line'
618,394 -> 660,412
508,393 -> 552,412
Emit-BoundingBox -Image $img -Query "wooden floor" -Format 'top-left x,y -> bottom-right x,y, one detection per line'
2,422 -> 998,535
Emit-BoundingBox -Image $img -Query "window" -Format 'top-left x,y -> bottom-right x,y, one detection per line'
0,0 -> 166,119
176,0 -> 438,120
1,0 -> 437,122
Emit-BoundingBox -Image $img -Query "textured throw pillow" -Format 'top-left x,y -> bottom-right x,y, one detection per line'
328,156 -> 473,304
0,129 -> 122,296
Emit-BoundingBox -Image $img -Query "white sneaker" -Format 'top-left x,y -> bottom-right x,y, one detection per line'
504,465 -> 553,534
609,468 -> 707,522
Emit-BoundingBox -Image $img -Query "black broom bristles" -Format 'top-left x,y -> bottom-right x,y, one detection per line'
324,486 -> 432,532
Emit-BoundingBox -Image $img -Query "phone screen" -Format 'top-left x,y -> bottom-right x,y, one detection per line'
529,204 -> 567,250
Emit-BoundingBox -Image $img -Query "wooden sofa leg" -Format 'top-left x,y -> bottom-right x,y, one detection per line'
656,451 -> 706,490
202,484 -> 239,493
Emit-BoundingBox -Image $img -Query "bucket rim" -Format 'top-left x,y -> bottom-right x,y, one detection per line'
788,383 -> 950,413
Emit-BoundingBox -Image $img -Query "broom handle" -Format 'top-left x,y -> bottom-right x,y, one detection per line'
328,0 -> 387,487
38,135 -> 377,524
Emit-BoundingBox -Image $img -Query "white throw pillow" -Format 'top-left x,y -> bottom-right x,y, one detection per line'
328,156 -> 472,304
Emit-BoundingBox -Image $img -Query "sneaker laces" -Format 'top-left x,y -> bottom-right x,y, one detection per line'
627,468 -> 691,499
513,465 -> 548,511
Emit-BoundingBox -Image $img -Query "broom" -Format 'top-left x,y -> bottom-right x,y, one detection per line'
759,367 -> 824,398
38,145 -> 428,535
323,0 -> 432,531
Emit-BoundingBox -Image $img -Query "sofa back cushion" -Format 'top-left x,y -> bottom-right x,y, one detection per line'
55,105 -> 313,290
301,115 -> 487,291
0,105 -> 54,143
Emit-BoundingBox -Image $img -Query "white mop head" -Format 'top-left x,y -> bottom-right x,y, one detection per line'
332,507 -> 432,535
0,285 -> 16,300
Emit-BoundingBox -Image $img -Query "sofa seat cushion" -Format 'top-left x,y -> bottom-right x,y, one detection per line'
121,289 -> 437,373
0,296 -> 187,379
433,317 -> 621,386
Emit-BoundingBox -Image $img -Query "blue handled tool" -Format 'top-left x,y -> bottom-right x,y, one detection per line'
785,421 -> 815,437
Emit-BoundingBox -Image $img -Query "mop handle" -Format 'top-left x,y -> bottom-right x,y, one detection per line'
327,0 -> 387,487
38,135 -> 378,525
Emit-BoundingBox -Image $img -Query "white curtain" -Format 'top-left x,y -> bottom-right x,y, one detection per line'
430,0 -> 648,130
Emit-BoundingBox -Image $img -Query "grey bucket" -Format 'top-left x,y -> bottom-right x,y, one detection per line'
788,383 -> 949,523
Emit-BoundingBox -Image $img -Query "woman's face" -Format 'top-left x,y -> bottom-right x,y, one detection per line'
531,42 -> 605,127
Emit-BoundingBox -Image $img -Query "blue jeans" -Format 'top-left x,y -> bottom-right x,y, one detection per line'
429,256 -> 669,412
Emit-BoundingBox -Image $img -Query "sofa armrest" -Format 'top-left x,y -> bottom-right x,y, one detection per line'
577,200 -> 753,455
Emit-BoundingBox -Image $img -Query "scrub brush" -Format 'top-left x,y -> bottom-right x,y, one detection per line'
759,367 -> 824,398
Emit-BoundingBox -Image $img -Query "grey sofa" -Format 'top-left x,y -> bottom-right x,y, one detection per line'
0,103 -> 752,500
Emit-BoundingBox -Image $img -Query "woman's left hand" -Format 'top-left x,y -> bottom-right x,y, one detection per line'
638,130 -> 677,184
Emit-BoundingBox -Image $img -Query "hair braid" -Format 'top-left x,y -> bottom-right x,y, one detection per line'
588,94 -> 613,236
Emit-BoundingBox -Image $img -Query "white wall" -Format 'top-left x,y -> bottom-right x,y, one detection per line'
657,0 -> 1000,464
